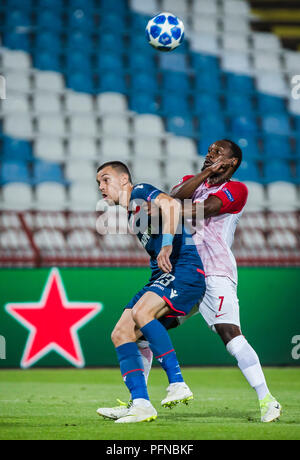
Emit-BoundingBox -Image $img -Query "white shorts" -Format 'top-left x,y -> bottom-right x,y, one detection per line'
178,276 -> 240,331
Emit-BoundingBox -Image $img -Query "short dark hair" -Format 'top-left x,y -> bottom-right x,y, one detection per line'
221,139 -> 242,171
97,161 -> 132,183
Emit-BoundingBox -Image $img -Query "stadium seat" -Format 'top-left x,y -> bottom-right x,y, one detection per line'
33,160 -> 67,185
189,33 -> 219,55
64,91 -> 94,113
225,73 -> 255,94
38,114 -> 66,137
132,159 -> 162,180
194,71 -> 222,91
131,72 -> 158,92
33,51 -> 60,71
268,229 -> 298,250
2,93 -> 30,114
241,229 -> 266,250
33,93 -> 61,113
68,9 -> 94,30
161,71 -> 191,92
267,181 -> 299,211
34,31 -> 61,51
2,136 -> 32,162
193,0 -> 218,15
67,72 -> 94,93
230,115 -> 259,136
68,183 -> 99,211
101,138 -> 131,162
253,51 -> 282,72
261,114 -> 291,136
67,229 -> 97,251
133,114 -> 164,136
263,160 -> 293,183
224,93 -> 255,116
68,137 -> 98,161
34,228 -> 66,249
65,161 -> 95,183
243,181 -> 266,211
200,115 -> 227,136
97,53 -> 124,72
4,71 -> 31,92
192,15 -> 218,34
36,10 -> 63,30
166,115 -> 196,138
255,72 -> 288,97
158,53 -> 189,73
133,137 -> 162,160
0,160 -> 31,184
221,51 -> 252,75
160,93 -> 190,116
130,92 -> 158,114
252,32 -> 281,51
98,72 -> 126,94
233,136 -> 261,159
256,94 -> 286,114
98,32 -> 124,52
129,0 -> 158,15
222,33 -> 250,52
101,115 -> 130,136
127,52 -> 156,71
165,137 -> 197,159
66,31 -> 94,51
263,136 -> 292,159
2,183 -> 34,210
97,92 -> 128,113
6,8 -> 31,28
65,51 -> 92,72
3,31 -> 31,52
1,49 -> 31,70
234,160 -> 261,182
192,93 -> 222,115
3,114 -> 33,139
34,137 -> 65,163
190,53 -> 220,72
223,0 -> 250,16
69,114 -> 98,137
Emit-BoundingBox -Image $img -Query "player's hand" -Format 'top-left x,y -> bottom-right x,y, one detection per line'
157,245 -> 173,273
207,158 -> 235,175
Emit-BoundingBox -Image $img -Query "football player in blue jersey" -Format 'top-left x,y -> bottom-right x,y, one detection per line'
95,161 -> 206,423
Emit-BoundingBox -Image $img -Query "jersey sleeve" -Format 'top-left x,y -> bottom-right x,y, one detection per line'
210,181 -> 248,214
131,183 -> 163,202
170,175 -> 195,193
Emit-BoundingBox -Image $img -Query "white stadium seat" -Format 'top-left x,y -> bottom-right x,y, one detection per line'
33,93 -> 61,113
4,70 -> 31,92
252,32 -> 282,51
97,92 -> 128,113
64,91 -> 94,113
222,33 -> 250,52
3,114 -> 33,139
33,71 -> 64,93
69,114 -> 98,137
253,51 -> 282,72
192,15 -> 218,34
0,229 -> 31,250
1,49 -> 31,70
222,17 -> 251,34
34,137 -> 65,163
133,137 -> 163,160
1,93 -> 30,114
255,72 -> 288,97
129,0 -> 159,15
68,137 -> 99,160
284,50 -> 300,73
34,229 -> 66,251
65,161 -> 95,182
132,158 -> 162,181
221,51 -> 252,75
241,228 -> 266,250
267,182 -> 299,211
68,183 -> 99,211
165,137 -> 197,159
101,114 -> 130,136
67,229 -> 97,250
193,0 -> 218,15
243,181 -> 267,211
222,0 -> 250,16
188,33 -> 219,55
268,229 -> 298,250
161,0 -> 188,16
2,183 -> 34,210
101,137 -> 131,162
35,182 -> 67,211
38,114 -> 66,137
133,114 -> 164,136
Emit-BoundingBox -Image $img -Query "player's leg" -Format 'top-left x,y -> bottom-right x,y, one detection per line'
200,276 -> 281,422
97,309 -> 157,423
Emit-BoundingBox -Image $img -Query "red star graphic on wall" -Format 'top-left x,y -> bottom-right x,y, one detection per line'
5,269 -> 102,368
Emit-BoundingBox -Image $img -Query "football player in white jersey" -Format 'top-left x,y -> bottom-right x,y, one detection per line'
99,139 -> 281,423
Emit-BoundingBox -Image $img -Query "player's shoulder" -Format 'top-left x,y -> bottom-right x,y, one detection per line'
222,180 -> 248,196
132,183 -> 163,201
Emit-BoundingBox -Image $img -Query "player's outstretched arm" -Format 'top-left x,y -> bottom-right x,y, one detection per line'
154,193 -> 182,273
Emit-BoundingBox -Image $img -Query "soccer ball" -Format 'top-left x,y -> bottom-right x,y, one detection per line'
145,12 -> 184,52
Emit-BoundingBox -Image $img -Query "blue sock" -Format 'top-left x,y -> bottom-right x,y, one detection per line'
140,319 -> 184,384
115,342 -> 149,401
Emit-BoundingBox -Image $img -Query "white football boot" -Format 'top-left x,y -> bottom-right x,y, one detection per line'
260,394 -> 282,423
97,399 -> 131,420
115,399 -> 157,424
161,382 -> 193,408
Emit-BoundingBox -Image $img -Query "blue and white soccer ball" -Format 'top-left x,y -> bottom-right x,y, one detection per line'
146,12 -> 184,52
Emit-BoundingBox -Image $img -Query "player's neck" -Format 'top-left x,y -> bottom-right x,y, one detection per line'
119,184 -> 133,209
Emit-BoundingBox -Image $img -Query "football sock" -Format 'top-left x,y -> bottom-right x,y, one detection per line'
140,319 -> 184,384
115,342 -> 149,401
226,335 -> 270,400
137,340 -> 153,384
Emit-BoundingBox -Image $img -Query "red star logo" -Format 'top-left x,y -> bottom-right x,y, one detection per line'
5,269 -> 102,368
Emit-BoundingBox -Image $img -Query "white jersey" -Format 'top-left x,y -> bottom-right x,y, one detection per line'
174,177 -> 248,285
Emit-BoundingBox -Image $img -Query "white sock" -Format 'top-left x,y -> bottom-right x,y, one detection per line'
226,335 -> 270,400
137,340 -> 153,384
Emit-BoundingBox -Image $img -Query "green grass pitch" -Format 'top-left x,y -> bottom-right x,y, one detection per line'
0,367 -> 299,440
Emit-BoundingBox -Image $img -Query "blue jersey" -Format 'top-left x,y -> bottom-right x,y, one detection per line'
128,183 -> 203,271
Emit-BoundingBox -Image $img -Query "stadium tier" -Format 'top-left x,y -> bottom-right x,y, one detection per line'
0,0 -> 299,266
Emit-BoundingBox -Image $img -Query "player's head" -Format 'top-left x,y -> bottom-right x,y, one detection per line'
202,139 -> 242,181
96,161 -> 132,205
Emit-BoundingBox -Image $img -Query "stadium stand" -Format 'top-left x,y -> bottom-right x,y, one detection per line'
0,0 -> 299,267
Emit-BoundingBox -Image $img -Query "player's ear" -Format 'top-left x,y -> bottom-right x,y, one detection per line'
231,158 -> 238,169
120,173 -> 129,186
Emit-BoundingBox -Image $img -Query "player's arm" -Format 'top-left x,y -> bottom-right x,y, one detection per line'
170,160 -> 233,200
182,195 -> 223,219
153,193 -> 181,273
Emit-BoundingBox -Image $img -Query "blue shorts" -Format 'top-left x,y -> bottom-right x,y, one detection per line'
124,263 -> 206,319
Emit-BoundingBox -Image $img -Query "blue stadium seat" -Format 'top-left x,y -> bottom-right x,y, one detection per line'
68,10 -> 94,30
293,115 -> 300,132
33,51 -> 60,71
166,116 -> 196,138
130,13 -> 152,31
225,73 -> 255,94
6,0 -> 33,9
263,159 -> 293,183
224,93 -> 255,116
35,31 -> 61,51
6,9 -> 31,27
190,53 -> 220,72
129,92 -> 158,114
261,114 -> 291,136
256,94 -> 286,114
192,93 -> 222,115
67,31 -> 94,51
67,72 -> 94,93
2,137 -> 32,162
194,71 -> 222,91
234,160 -> 262,182
129,35 -> 156,54
127,52 -> 156,71
230,115 -> 259,136
200,115 -> 227,136
0,161 -> 31,185
100,13 -> 127,31
159,53 -> 189,73
161,71 -> 191,93
98,32 -> 125,52
97,53 -> 123,71
66,51 -> 92,71
36,10 -> 63,30
36,0 -> 63,10
3,31 -> 30,51
33,160 -> 67,185
160,93 -> 190,116
67,0 -> 96,12
131,72 -> 158,92
233,136 -> 261,159
98,72 -> 126,93
101,0 -> 127,14
263,135 -> 293,159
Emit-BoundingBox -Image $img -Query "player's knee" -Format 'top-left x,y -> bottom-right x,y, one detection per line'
215,323 -> 242,346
